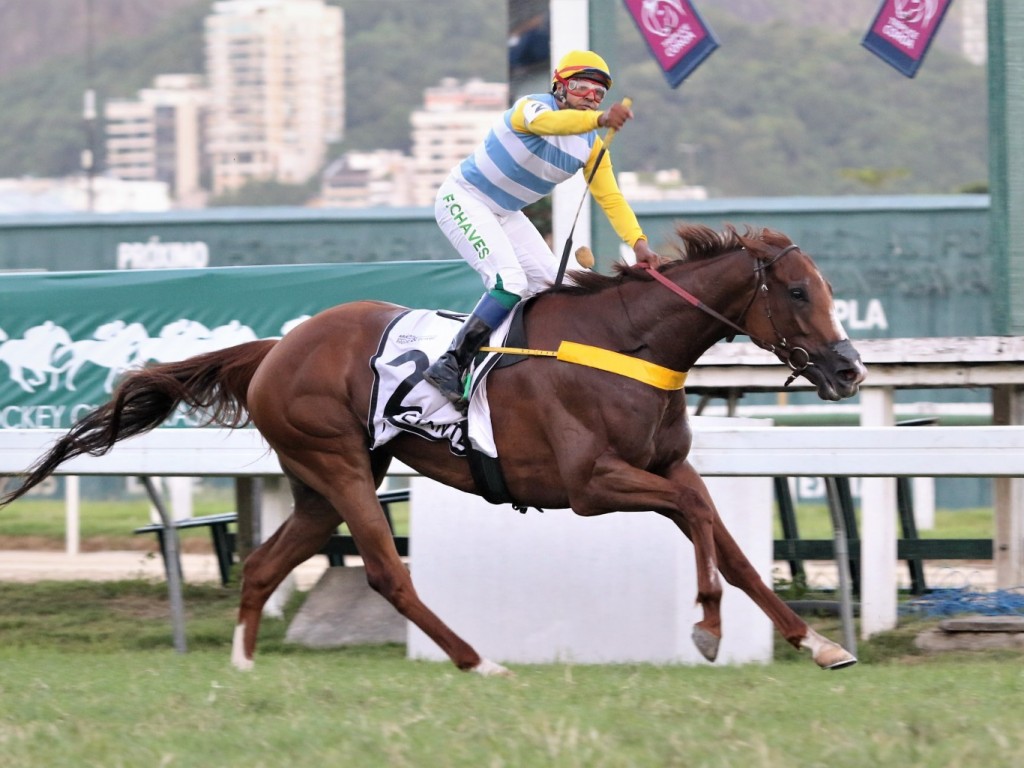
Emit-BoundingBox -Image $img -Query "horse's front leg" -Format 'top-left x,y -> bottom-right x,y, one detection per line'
657,461 -> 725,661
664,462 -> 857,670
570,453 -> 724,662
712,519 -> 857,668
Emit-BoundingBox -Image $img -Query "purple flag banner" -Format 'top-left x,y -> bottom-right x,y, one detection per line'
621,0 -> 718,89
861,0 -> 955,78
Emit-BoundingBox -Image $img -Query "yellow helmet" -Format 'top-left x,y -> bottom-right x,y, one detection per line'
552,50 -> 612,89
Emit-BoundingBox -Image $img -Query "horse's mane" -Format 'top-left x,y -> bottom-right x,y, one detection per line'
547,223 -> 795,297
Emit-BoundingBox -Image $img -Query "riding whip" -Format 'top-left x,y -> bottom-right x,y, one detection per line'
554,97 -> 632,287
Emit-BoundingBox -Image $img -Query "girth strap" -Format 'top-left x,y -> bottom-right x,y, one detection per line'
467,447 -> 532,512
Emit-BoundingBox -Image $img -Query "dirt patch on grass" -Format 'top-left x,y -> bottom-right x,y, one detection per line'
106,594 -> 182,620
0,535 -> 215,554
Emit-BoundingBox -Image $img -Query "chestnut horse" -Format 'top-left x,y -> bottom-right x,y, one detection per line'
1,224 -> 866,675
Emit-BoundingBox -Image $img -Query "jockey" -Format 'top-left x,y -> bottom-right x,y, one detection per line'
424,49 -> 660,411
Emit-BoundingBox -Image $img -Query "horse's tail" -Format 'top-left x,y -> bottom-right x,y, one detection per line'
0,339 -> 277,507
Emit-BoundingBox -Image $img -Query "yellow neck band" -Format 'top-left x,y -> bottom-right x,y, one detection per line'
481,341 -> 687,391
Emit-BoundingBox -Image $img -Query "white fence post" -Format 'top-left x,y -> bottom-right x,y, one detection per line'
859,388 -> 898,638
993,385 -> 1024,588
260,475 -> 295,618
64,476 -> 80,556
913,477 -> 935,530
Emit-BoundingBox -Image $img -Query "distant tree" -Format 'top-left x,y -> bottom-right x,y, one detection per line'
0,1 -> 209,177
958,181 -> 989,194
208,179 -> 318,208
839,167 -> 912,190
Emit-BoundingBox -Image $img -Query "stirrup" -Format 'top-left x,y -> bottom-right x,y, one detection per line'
423,354 -> 466,405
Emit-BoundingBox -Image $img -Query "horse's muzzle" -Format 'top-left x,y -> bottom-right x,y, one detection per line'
823,338 -> 866,400
800,338 -> 866,401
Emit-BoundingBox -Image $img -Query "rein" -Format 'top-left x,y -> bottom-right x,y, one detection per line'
639,244 -> 811,386
477,243 -> 806,391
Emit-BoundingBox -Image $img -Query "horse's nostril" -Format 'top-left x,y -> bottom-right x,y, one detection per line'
837,364 -> 866,386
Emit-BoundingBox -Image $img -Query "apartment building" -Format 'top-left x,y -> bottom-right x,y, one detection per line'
408,78 -> 508,206
104,74 -> 210,205
320,150 -> 415,208
204,0 -> 343,194
961,0 -> 986,66
320,78 -> 506,209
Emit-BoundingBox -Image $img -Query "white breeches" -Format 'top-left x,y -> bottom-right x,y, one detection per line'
435,176 -> 556,298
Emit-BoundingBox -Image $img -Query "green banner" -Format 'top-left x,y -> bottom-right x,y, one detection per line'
629,195 -> 993,338
0,261 -> 481,430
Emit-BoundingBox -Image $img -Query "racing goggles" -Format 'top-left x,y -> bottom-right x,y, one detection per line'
558,76 -> 608,102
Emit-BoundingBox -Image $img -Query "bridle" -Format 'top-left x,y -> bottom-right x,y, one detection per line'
639,243 -> 812,386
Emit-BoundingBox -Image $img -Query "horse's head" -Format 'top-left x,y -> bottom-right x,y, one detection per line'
551,224 -> 866,401
741,236 -> 866,401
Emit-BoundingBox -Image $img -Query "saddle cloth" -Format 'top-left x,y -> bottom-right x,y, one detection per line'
367,309 -> 512,458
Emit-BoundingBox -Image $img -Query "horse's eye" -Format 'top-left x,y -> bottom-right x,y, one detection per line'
789,287 -> 807,302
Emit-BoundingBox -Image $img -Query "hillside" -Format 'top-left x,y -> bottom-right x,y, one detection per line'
0,1 -> 211,179
614,6 -> 986,196
0,0 -> 197,78
0,0 -> 987,199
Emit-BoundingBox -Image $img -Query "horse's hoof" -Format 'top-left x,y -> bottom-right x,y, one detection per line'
822,653 -> 858,670
692,625 -> 720,662
800,628 -> 857,670
471,658 -> 513,677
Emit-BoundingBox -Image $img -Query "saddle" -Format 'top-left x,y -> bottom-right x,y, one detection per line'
367,305 -> 529,506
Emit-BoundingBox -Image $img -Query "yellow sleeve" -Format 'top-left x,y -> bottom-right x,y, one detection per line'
510,98 -> 603,135
586,138 -> 646,247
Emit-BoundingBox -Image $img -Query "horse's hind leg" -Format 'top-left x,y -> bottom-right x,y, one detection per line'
279,449 -> 509,676
343,489 -> 509,675
232,475 -> 340,671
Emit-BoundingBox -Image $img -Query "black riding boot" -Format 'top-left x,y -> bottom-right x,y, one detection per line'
423,314 -> 494,412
